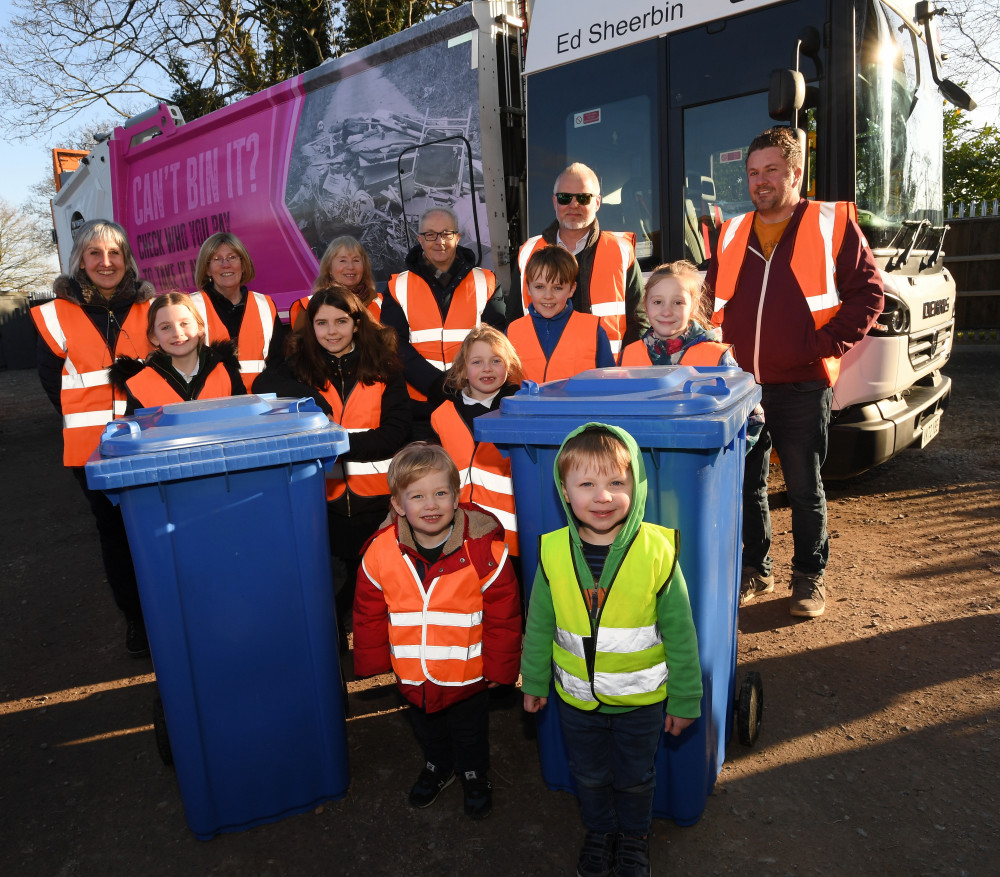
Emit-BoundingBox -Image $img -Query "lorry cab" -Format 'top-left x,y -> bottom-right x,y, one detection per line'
522,0 -> 964,476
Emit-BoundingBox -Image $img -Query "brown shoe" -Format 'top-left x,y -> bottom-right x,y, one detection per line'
789,570 -> 826,618
739,566 -> 775,606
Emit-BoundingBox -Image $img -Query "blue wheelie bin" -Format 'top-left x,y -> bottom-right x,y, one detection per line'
86,394 -> 351,839
475,365 -> 761,826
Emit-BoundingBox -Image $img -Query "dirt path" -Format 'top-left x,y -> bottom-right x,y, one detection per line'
1,347 -> 998,876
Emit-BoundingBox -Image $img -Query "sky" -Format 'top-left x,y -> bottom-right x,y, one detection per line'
1,0 -> 997,212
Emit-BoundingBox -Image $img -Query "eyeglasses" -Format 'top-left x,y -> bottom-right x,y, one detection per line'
210,254 -> 241,265
418,230 -> 458,242
555,192 -> 597,206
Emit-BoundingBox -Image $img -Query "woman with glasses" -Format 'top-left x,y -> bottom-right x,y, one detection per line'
192,232 -> 286,390
380,206 -> 507,436
31,218 -> 155,657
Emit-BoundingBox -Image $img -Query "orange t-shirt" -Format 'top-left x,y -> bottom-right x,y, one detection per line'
754,213 -> 792,260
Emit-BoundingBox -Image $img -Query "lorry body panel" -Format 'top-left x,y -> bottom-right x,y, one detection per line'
52,1 -> 519,319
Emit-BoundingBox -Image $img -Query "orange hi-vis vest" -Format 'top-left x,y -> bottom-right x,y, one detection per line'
124,361 -> 234,410
361,525 -> 509,686
518,231 -> 636,356
387,268 -> 496,401
506,311 -> 602,384
618,338 -> 732,367
318,381 -> 391,501
289,293 -> 383,332
711,200 -> 855,385
32,298 -> 152,466
191,290 -> 276,391
430,400 -> 519,555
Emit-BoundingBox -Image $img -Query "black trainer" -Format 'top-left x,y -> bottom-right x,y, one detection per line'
125,618 -> 150,659
408,762 -> 455,808
613,833 -> 650,877
461,769 -> 492,819
577,830 -> 616,877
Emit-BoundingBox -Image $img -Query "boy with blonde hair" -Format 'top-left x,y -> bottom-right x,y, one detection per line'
521,424 -> 702,876
353,442 -> 521,819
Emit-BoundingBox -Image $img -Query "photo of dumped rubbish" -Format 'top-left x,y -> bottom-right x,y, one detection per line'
286,36 -> 493,282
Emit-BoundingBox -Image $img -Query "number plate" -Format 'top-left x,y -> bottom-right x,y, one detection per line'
919,411 -> 942,448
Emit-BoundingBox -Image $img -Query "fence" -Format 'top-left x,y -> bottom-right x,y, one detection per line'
946,199 -> 1000,219
942,213 -> 1000,340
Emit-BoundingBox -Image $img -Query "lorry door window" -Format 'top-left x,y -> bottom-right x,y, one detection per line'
855,1 -> 943,249
667,0 -> 823,264
525,40 -> 661,270
681,95 -> 766,265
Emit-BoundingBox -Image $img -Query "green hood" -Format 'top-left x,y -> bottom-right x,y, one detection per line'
553,422 -> 648,587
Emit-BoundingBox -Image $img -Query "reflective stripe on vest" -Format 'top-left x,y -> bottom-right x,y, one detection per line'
712,201 -> 854,384
540,525 -> 677,710
192,290 -> 276,390
320,381 -> 391,500
518,232 -> 634,355
31,298 -> 152,465
361,527 -> 509,686
124,361 -> 234,410
618,339 -> 732,367
388,268 -> 495,400
506,311 -> 601,384
430,400 -> 518,555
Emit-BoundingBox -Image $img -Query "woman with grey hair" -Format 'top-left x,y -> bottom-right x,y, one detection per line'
31,218 -> 155,657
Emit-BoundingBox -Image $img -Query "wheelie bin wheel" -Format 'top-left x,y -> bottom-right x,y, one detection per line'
153,695 -> 174,766
736,671 -> 764,746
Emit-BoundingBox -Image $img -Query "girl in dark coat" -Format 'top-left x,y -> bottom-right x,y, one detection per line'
109,292 -> 245,414
253,286 -> 411,643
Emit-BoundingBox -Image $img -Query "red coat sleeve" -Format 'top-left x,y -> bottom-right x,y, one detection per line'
479,541 -> 523,686
352,551 -> 393,678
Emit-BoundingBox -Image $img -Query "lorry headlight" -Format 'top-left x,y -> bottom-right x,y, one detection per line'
875,294 -> 910,336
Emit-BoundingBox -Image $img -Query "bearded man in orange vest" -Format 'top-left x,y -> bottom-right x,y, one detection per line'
706,126 -> 883,619
513,162 -> 646,359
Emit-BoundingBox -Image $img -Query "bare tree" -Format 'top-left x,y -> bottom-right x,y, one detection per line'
938,1 -> 1000,113
0,0 -> 335,137
0,199 -> 58,294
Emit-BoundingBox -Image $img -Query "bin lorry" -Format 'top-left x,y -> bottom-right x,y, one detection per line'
50,0 -> 971,478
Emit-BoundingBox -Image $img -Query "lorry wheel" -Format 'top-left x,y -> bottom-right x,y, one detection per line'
736,671 -> 764,746
153,695 -> 173,766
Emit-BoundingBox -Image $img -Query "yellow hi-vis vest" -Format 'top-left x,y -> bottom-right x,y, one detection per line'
540,524 -> 678,710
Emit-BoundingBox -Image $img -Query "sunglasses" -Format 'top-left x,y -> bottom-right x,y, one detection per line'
555,192 -> 597,206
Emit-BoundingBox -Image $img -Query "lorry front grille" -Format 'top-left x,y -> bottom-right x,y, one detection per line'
908,319 -> 954,371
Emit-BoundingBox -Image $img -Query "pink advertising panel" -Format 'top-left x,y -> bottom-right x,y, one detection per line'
110,83 -> 316,317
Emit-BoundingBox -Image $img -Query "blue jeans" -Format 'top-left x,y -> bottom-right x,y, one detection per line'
557,699 -> 664,835
743,381 -> 832,576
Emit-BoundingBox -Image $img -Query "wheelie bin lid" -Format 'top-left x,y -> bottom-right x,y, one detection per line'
475,365 -> 761,449
85,394 -> 350,490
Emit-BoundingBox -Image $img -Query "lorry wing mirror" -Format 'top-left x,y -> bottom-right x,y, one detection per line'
768,69 -> 805,121
938,79 -> 977,112
914,2 -> 978,111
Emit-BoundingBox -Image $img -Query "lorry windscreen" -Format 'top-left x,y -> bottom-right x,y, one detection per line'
854,1 -> 943,250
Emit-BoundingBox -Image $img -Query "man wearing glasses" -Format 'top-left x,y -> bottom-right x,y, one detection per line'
382,206 -> 507,432
514,163 -> 645,357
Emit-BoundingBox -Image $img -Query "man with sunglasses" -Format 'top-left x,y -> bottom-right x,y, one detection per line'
514,163 -> 645,358
383,206 -> 507,433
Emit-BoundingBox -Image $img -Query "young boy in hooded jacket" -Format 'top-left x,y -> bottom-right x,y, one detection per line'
520,423 -> 702,877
